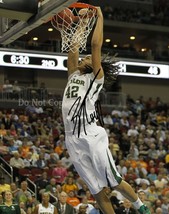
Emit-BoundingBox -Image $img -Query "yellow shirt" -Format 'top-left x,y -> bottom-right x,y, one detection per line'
165,154 -> 169,163
62,184 -> 78,193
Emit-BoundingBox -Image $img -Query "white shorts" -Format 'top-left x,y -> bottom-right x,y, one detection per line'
65,125 -> 122,195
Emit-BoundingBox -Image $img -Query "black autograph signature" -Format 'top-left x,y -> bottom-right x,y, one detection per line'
68,69 -> 104,137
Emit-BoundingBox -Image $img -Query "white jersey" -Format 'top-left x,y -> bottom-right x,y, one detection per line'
62,70 -> 104,135
38,203 -> 55,214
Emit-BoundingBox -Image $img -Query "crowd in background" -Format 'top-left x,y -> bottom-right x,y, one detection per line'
0,93 -> 168,213
103,1 -> 169,27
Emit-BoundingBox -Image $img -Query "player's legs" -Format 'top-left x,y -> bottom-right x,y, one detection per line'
93,188 -> 115,214
65,128 -> 118,214
114,180 -> 138,202
114,180 -> 151,214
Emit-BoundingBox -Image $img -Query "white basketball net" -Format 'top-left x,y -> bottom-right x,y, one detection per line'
51,5 -> 97,53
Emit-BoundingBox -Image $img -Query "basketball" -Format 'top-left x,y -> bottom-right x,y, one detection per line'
55,8 -> 74,29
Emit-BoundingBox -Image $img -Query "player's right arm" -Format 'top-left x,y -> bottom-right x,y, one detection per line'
67,14 -> 88,77
67,49 -> 79,77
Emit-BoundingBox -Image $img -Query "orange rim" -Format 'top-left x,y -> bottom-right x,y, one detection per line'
69,2 -> 96,10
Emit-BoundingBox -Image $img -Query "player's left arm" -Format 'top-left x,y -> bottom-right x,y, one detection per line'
91,7 -> 104,79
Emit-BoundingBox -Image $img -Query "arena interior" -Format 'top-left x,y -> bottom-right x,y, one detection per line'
0,0 -> 169,213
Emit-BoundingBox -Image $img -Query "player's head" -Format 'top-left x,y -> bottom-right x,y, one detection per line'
78,54 -> 119,89
78,55 -> 92,74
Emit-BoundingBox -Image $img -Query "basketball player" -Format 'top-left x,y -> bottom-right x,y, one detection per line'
62,6 -> 151,214
34,192 -> 58,214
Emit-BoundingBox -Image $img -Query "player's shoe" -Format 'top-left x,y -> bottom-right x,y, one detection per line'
138,205 -> 151,214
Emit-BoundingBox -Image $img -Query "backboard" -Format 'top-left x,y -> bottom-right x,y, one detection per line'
0,0 -> 77,45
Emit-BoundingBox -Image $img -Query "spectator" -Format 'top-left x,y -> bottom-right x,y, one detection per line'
0,190 -> 21,214
77,204 -> 88,214
103,114 -> 113,125
54,134 -> 66,158
115,198 -> 137,214
52,160 -> 68,184
62,176 -> 78,194
129,142 -> 139,160
147,143 -> 158,160
48,153 -> 59,168
124,167 -> 138,183
75,195 -> 94,214
120,115 -> 130,128
0,139 -> 9,155
15,181 -> 32,205
35,153 -> 49,170
34,104 -> 44,114
20,126 -> 30,138
147,167 -> 158,182
127,125 -> 139,137
54,191 -> 75,214
155,207 -> 162,214
35,171 -> 49,199
0,124 -> 7,137
34,192 -> 57,214
116,159 -> 128,178
136,179 -> 150,194
154,173 -> 168,190
67,190 -> 80,208
19,201 -> 27,214
31,138 -> 41,154
45,178 -> 59,198
147,159 -> 158,173
85,190 -> 95,204
23,152 -> 36,168
9,124 -> 17,136
8,138 -> 18,154
77,183 -> 89,200
10,182 -> 20,198
9,151 -> 25,182
2,113 -> 12,130
161,196 -> 169,214
135,162 -> 148,179
156,144 -> 166,160
146,183 -> 159,205
19,138 -> 30,158
61,150 -> 73,170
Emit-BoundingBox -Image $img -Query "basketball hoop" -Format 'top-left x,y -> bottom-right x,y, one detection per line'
51,3 -> 97,53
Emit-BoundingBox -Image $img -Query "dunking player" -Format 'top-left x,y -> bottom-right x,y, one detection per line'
62,6 -> 151,214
